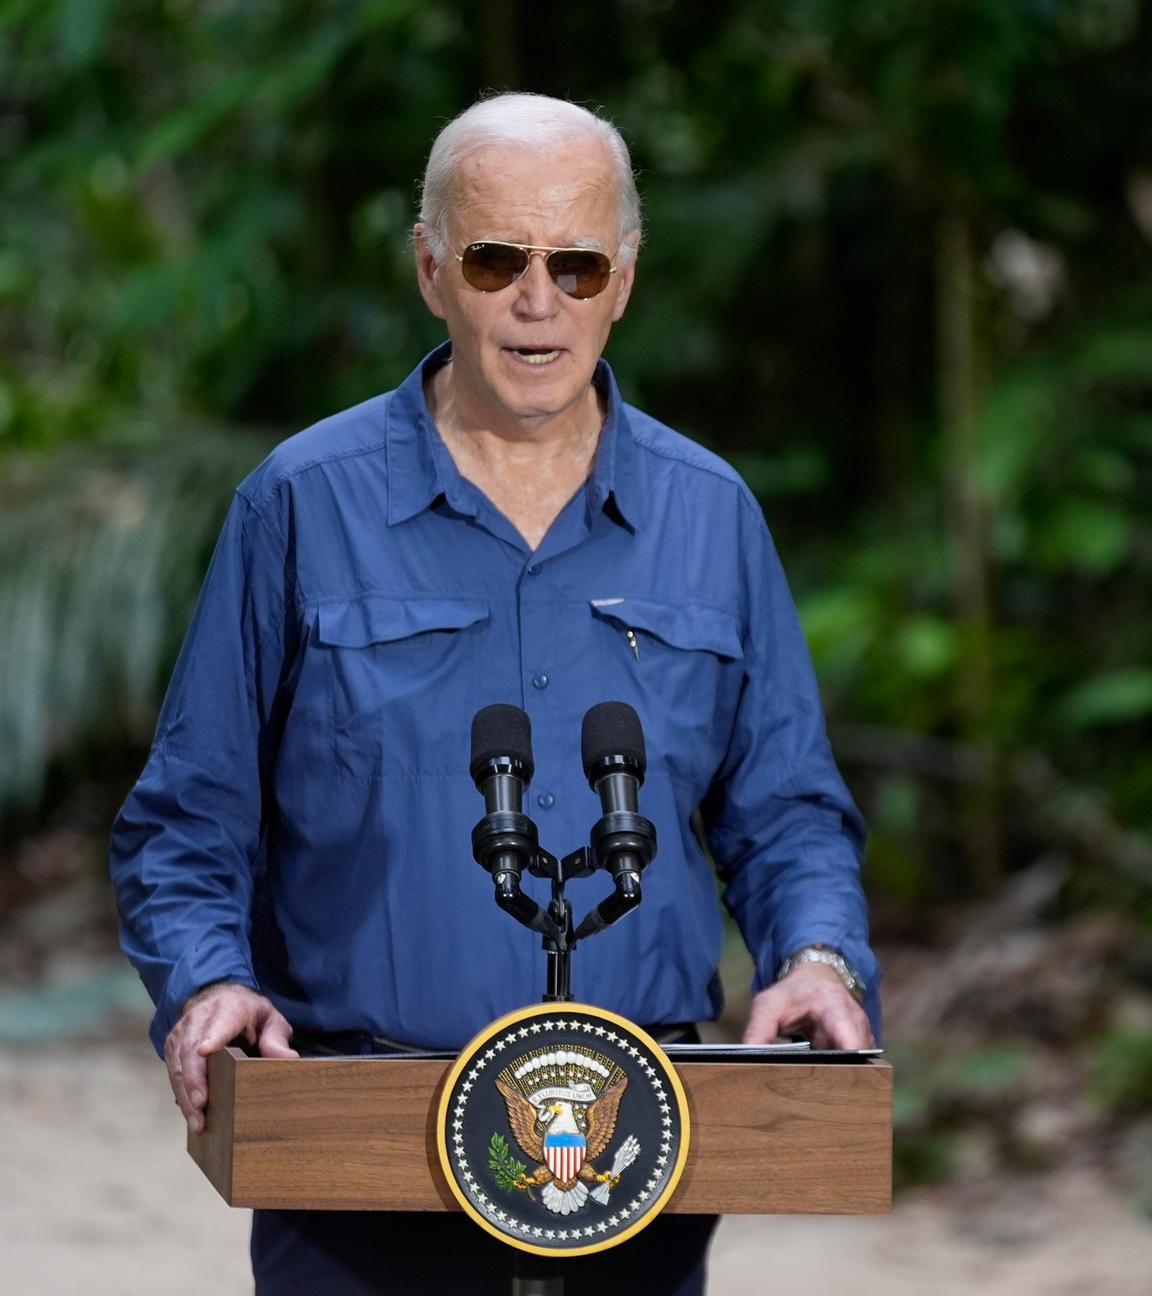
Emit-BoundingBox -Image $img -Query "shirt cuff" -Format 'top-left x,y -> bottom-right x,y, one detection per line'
149,937 -> 260,1056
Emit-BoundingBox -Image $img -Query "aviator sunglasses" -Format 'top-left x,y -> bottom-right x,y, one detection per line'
455,241 -> 617,300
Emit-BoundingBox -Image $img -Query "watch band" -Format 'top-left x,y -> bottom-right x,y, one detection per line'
776,944 -> 867,1003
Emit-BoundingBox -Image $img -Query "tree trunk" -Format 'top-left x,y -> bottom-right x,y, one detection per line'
935,208 -> 1001,890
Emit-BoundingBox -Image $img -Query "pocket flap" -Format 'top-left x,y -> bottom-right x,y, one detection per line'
589,597 -> 743,659
317,596 -> 489,647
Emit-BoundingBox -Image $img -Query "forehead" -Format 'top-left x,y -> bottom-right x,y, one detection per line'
448,139 -> 619,242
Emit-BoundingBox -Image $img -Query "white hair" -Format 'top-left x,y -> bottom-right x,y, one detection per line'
418,92 -> 642,265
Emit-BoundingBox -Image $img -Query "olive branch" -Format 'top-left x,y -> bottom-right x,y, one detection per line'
488,1132 -> 534,1199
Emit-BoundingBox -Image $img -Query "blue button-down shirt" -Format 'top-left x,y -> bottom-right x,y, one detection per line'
111,344 -> 878,1053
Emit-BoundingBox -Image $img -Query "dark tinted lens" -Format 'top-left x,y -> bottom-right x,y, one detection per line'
546,249 -> 612,299
460,242 -> 529,291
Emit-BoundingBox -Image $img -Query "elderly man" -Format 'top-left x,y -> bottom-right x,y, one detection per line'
111,93 -> 877,1295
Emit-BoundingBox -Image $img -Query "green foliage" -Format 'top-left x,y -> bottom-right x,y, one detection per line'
1061,671 -> 1152,730
0,0 -> 461,447
888,1039 -> 1037,1186
892,1130 -> 959,1189
0,425 -> 273,813
488,1132 -> 531,1197
866,776 -> 931,903
1091,1029 -> 1152,1115
1,0 -> 1150,887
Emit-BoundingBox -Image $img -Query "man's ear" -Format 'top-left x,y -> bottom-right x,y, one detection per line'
610,231 -> 641,323
413,224 -> 447,321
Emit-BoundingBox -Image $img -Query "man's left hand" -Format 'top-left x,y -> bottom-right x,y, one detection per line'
742,962 -> 874,1049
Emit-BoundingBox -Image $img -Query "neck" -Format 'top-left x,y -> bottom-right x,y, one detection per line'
425,361 -> 604,479
424,361 -> 607,551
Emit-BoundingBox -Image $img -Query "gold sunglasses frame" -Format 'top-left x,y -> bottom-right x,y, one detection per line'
453,241 -> 618,298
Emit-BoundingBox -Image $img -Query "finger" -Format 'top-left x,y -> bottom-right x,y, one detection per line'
165,1030 -> 196,1124
194,1002 -> 249,1056
167,1029 -> 212,1133
847,1013 -> 876,1049
184,1003 -> 249,1132
817,1001 -> 872,1050
834,1004 -> 874,1049
180,1031 -> 216,1132
184,1031 -> 213,1095
742,993 -> 784,1045
257,1013 -> 299,1059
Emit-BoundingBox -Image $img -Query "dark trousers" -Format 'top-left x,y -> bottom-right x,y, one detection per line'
251,1209 -> 718,1295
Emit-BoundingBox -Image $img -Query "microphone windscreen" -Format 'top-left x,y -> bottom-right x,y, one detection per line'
581,701 -> 646,781
470,704 -> 534,781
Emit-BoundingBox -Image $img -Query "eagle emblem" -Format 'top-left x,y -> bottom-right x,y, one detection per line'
437,1004 -> 690,1255
493,1047 -> 641,1216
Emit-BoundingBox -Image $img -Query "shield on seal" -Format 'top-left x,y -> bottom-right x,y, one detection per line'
543,1128 -> 586,1183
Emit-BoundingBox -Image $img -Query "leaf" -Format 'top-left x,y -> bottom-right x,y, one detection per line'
725,447 -> 828,498
943,1044 -> 1031,1095
796,587 -> 879,679
0,426 -> 274,814
1060,670 -> 1152,729
1091,1030 -> 1152,1114
488,1131 -> 529,1195
894,615 -> 957,678
134,74 -> 258,171
55,0 -> 114,68
1070,327 -> 1152,386
1031,498 -> 1132,574
976,371 -> 1055,505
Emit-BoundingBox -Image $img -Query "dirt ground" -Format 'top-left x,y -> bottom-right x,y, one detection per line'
3,1023 -> 1152,1295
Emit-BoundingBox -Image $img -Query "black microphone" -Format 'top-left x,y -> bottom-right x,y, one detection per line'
574,702 -> 657,940
470,704 -> 548,933
581,700 -> 646,818
470,703 -> 534,816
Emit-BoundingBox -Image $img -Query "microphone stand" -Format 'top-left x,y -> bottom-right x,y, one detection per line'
471,769 -> 657,1295
488,833 -> 653,1296
472,826 -> 656,1004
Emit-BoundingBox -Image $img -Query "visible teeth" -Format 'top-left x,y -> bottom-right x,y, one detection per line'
516,349 -> 560,365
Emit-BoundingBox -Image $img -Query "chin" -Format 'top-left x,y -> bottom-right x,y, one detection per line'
503,396 -> 574,422
495,374 -> 584,418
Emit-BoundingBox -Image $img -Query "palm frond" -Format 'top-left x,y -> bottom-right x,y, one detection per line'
0,425 -> 276,817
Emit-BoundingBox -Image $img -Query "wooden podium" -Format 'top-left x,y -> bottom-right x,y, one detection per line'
189,1048 -> 892,1215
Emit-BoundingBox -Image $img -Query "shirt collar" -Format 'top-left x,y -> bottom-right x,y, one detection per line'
588,359 -> 642,532
385,344 -> 452,526
385,341 -> 643,531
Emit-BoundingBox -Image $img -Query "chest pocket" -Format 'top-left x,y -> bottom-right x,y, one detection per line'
589,597 -> 743,660
588,598 -> 744,796
315,596 -> 490,782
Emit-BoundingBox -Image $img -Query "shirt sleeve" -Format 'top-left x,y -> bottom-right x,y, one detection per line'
701,488 -> 882,1034
109,487 -> 295,1054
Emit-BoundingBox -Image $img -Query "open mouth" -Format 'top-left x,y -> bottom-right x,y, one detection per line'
506,346 -> 563,366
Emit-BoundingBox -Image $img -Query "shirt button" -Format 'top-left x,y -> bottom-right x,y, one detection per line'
537,792 -> 555,810
532,673 -> 549,690
527,563 -> 540,575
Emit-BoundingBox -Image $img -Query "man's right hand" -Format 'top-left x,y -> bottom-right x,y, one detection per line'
164,982 -> 298,1133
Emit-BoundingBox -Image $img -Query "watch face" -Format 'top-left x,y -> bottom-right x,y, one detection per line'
436,1001 -> 690,1257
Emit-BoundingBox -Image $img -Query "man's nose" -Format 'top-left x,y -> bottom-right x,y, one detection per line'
513,252 -> 560,317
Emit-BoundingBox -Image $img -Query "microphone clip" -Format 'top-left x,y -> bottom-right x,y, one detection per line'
567,805 -> 657,943
470,808 -> 561,939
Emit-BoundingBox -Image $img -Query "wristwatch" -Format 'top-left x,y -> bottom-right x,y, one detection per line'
776,944 -> 867,1003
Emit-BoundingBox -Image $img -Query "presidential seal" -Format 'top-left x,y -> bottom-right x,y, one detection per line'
436,1002 -> 690,1256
